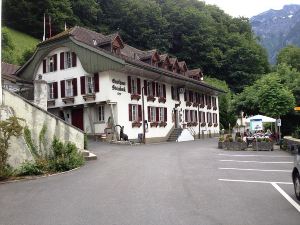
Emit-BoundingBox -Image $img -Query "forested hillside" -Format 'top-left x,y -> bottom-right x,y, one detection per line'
3,0 -> 270,92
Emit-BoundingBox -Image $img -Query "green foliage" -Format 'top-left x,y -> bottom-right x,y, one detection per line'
277,45 -> 300,72
17,161 -> 43,176
1,27 -> 16,64
292,127 -> 300,139
23,126 -> 38,158
84,133 -> 88,150
39,124 -> 48,156
0,116 -> 23,179
49,137 -> 84,172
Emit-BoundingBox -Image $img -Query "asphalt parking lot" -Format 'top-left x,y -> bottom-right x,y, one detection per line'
0,139 -> 299,225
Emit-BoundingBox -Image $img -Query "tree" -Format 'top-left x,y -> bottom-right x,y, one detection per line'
277,45 -> 300,71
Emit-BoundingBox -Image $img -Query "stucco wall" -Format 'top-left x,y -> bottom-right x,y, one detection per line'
2,89 -> 84,167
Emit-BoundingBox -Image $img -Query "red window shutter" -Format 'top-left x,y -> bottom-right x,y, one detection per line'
164,108 -> 167,122
176,88 -> 180,100
189,91 -> 193,102
60,80 -> 65,98
129,104 -> 132,121
60,52 -> 64,70
94,73 -> 99,92
127,76 -> 132,93
195,110 -> 198,122
72,52 -> 77,67
152,82 -> 156,96
190,110 -> 193,122
163,84 -> 166,98
53,82 -> 58,99
148,106 -> 151,121
138,105 -> 142,121
53,54 -> 57,71
185,110 -> 188,122
204,112 -> 206,122
144,80 -> 148,95
72,78 -> 77,96
156,83 -> 159,97
171,86 -> 174,100
137,78 -> 141,95
80,76 -> 85,94
43,59 -> 47,73
184,91 -> 187,101
156,107 -> 159,122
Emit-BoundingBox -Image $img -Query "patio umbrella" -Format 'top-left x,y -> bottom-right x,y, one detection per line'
246,115 -> 276,123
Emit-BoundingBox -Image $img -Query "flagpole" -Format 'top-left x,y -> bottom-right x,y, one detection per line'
43,13 -> 45,41
49,15 -> 52,38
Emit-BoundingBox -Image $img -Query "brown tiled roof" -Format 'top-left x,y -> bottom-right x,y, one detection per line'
1,62 -> 20,76
169,58 -> 178,65
187,68 -> 202,77
178,61 -> 188,71
159,54 -> 168,61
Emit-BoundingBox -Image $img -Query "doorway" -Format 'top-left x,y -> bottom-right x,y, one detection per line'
71,108 -> 84,130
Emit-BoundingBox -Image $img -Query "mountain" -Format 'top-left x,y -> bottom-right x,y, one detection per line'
251,4 -> 300,64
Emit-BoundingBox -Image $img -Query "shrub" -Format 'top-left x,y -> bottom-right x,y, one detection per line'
17,161 -> 43,176
84,133 -> 88,150
292,127 -> 300,139
219,137 -> 224,142
236,137 -> 243,143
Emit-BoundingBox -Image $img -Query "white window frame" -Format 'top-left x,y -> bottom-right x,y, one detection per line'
132,104 -> 138,121
48,83 -> 54,99
86,75 -> 95,94
48,56 -> 54,72
131,78 -> 138,94
65,79 -> 73,97
65,51 -> 72,69
157,83 -> 163,97
150,107 -> 156,122
147,82 -> 154,96
159,107 -> 164,122
98,105 -> 105,122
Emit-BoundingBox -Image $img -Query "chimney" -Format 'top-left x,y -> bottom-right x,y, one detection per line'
34,74 -> 48,110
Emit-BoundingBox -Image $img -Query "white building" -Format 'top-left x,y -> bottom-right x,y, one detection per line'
16,26 -> 223,143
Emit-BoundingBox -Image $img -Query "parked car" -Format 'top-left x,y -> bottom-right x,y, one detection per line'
292,145 -> 300,201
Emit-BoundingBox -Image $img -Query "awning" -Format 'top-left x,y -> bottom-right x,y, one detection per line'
246,115 -> 276,123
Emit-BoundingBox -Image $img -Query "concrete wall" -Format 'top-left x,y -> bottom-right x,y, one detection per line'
2,89 -> 84,167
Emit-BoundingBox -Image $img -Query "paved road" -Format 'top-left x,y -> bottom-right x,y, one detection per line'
0,139 -> 299,225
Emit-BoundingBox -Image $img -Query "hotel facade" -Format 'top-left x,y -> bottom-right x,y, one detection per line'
16,26 -> 223,142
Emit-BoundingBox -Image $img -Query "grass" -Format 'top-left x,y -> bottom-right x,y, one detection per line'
4,26 -> 39,61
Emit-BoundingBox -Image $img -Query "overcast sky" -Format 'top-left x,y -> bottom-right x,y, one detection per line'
203,0 -> 300,18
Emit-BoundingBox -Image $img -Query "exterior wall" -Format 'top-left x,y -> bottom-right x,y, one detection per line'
2,89 -> 84,155
35,46 -> 220,142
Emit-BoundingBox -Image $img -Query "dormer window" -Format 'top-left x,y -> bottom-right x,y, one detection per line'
112,46 -> 120,55
93,39 -> 97,46
65,52 -> 72,68
60,51 -> 77,70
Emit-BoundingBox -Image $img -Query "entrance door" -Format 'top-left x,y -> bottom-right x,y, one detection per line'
71,108 -> 84,130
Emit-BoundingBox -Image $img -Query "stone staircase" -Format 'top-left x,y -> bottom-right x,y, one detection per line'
167,128 -> 183,142
80,150 -> 97,161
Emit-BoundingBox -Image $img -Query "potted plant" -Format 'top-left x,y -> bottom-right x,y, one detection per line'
218,136 -> 225,149
186,101 -> 192,107
159,121 -> 167,127
201,122 -> 206,127
193,102 -> 199,107
147,96 -> 156,102
150,122 -> 159,127
131,94 -> 141,101
208,122 -> 213,127
132,121 -> 142,128
158,97 -> 166,103
252,138 -> 274,151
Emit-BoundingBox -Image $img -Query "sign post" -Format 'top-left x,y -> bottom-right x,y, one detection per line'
277,119 -> 282,143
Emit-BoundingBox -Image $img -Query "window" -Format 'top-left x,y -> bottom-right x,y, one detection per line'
131,78 -> 138,94
157,84 -> 163,97
147,82 -> 154,96
65,80 -> 73,97
48,83 -> 55,99
86,76 -> 94,94
159,107 -> 164,122
185,110 -> 191,122
48,56 -> 55,72
65,52 -> 72,69
98,105 -> 105,122
150,107 -> 156,122
207,112 -> 212,123
200,111 -> 206,123
131,104 -> 138,121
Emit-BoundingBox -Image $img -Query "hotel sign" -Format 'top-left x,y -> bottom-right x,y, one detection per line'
112,79 -> 126,92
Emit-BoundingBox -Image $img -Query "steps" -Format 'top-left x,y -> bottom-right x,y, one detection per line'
80,150 -> 97,161
167,128 -> 183,142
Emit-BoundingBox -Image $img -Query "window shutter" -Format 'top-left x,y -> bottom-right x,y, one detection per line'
127,76 -> 132,93
72,52 -> 77,67
156,107 -> 159,122
184,91 -> 187,101
156,83 -> 159,97
190,110 -> 193,122
138,105 -> 142,121
60,52 -> 64,70
94,73 -> 99,92
148,106 -> 151,121
53,82 -> 58,99
128,104 -> 132,121
163,84 -> 166,98
195,110 -> 198,122
171,86 -> 174,100
144,80 -> 148,95
189,91 -> 193,102
152,82 -> 156,96
53,54 -> 57,71
185,110 -> 188,122
204,112 -> 206,122
43,59 -> 47,73
72,78 -> 77,96
60,80 -> 65,98
80,76 -> 85,94
177,88 -> 180,100
137,78 -> 141,95
164,108 -> 167,122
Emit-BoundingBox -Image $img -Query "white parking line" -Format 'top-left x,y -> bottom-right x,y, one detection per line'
218,153 -> 292,158
219,168 -> 292,172
218,178 -> 292,185
271,182 -> 300,213
220,159 -> 293,164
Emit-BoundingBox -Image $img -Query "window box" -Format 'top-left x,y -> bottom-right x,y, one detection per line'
186,101 -> 192,107
214,123 -> 218,127
187,122 -> 198,127
83,94 -> 96,101
192,122 -> 198,126
213,106 -> 217,110
147,96 -> 156,102
199,103 -> 205,108
62,97 -> 74,104
207,105 -> 212,110
131,94 -> 141,101
175,101 -> 181,108
150,122 -> 159,127
47,100 -> 55,107
193,102 -> 199,107
132,121 -> 142,128
158,97 -> 166,103
208,122 -> 213,127
201,122 -> 206,127
159,121 -> 167,127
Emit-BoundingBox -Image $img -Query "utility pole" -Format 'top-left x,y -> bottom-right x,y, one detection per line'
142,86 -> 146,144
